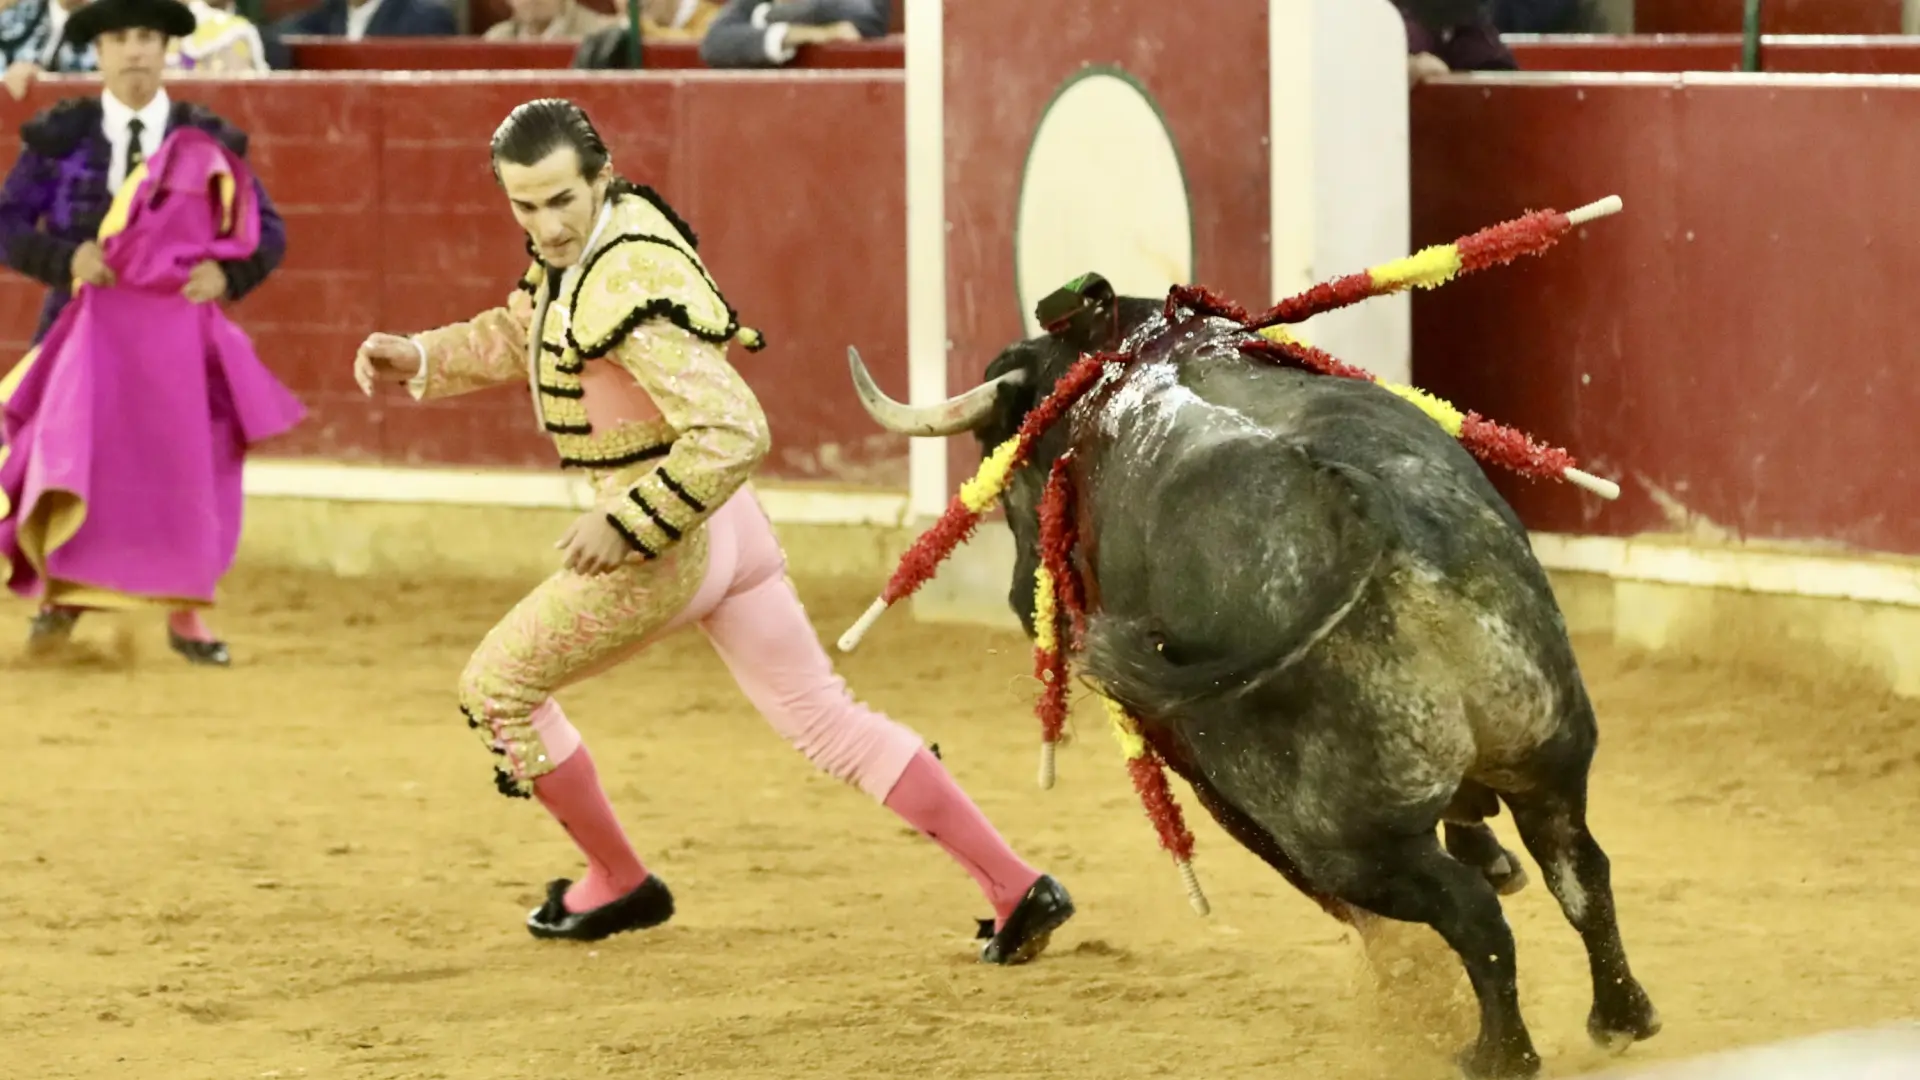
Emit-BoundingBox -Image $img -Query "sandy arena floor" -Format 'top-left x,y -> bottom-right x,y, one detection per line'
3,566 -> 1917,1080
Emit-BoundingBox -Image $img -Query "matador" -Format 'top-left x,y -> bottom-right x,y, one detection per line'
353,99 -> 1073,961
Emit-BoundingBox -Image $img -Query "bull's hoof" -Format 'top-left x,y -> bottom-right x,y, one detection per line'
1485,854 -> 1530,897
1588,986 -> 1662,1054
1455,1041 -> 1542,1080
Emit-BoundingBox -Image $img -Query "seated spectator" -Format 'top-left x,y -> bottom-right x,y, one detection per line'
571,0 -> 717,68
1,0 -> 66,70
1491,0 -> 1593,33
275,0 -> 455,39
171,0 -> 273,70
1397,0 -> 1517,82
6,0 -> 277,97
698,0 -> 884,68
485,0 -> 614,40
572,0 -> 636,67
2,0 -> 99,88
639,0 -> 717,41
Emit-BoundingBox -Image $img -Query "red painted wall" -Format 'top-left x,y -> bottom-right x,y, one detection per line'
0,73 -> 910,487
1410,80 -> 1920,556
939,0 -> 1272,487
1634,0 -> 1904,34
1509,36 -> 1920,74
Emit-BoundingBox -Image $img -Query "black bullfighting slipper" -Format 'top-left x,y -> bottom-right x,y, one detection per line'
526,875 -> 675,942
976,874 -> 1075,965
26,608 -> 79,654
168,629 -> 230,667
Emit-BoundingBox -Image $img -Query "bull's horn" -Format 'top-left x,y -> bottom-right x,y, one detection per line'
848,346 -> 1027,437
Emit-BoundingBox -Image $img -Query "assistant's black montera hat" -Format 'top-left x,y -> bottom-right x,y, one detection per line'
65,0 -> 199,47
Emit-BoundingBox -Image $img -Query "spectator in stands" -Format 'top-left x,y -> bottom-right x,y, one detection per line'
1397,0 -> 1517,82
698,0 -> 883,68
571,0 -> 714,68
2,0 -> 70,69
486,0 -> 614,40
1491,0 -> 1594,33
637,0 -> 717,41
2,0 -> 100,97
5,0 -> 277,97
275,0 -> 455,39
171,0 -> 272,69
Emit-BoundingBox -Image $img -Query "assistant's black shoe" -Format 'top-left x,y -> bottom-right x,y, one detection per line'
526,875 -> 675,942
168,629 -> 230,667
976,874 -> 1074,965
26,608 -> 79,654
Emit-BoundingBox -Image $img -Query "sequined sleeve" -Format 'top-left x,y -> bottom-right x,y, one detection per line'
408,288 -> 536,402
603,322 -> 771,558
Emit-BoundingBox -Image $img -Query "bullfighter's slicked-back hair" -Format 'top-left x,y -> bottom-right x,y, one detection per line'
486,97 -> 705,253
489,98 -> 611,178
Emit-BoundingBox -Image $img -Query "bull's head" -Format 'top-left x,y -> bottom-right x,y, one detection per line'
848,273 -> 1159,634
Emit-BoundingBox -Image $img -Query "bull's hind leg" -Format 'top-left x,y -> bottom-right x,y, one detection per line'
1503,782 -> 1661,1053
1331,833 -> 1541,1079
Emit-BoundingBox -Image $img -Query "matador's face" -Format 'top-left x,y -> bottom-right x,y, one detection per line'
498,146 -> 612,269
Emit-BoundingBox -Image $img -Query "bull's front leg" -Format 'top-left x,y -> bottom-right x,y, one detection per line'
1444,821 -> 1531,897
1442,780 -> 1531,897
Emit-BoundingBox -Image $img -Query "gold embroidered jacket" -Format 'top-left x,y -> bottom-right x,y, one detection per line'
408,188 -> 770,559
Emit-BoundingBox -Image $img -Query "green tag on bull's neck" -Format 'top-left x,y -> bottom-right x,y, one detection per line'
1036,272 -> 1114,334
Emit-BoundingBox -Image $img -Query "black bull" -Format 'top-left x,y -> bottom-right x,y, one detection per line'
848,290 -> 1661,1079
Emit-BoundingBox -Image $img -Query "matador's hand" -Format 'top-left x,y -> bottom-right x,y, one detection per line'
557,511 -> 633,576
354,333 -> 423,396
183,260 -> 228,303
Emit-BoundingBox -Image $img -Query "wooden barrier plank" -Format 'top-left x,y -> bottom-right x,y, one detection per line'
1508,35 -> 1920,74
1411,76 -> 1920,556
1635,0 -> 1903,34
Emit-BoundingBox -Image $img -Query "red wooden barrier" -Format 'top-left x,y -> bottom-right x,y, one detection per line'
1508,34 -> 1920,74
0,73 -> 911,487
1635,0 -> 1903,34
282,34 -> 904,70
1410,77 -> 1920,556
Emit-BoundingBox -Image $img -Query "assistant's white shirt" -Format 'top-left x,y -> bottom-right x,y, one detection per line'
101,87 -> 170,195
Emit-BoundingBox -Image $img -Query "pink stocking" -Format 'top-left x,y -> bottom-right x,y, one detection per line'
531,738 -> 649,913
167,608 -> 215,643
883,747 -> 1044,927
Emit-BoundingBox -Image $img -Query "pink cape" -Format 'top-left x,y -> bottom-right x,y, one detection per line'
0,127 -> 305,606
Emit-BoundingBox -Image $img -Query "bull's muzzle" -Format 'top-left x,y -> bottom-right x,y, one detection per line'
847,346 -> 1028,437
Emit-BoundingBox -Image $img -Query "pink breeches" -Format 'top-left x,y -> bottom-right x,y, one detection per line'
459,489 -> 925,802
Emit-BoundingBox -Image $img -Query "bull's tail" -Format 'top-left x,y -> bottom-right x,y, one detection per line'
1080,615 -> 1296,722
1082,612 -> 1362,927
1081,564 -> 1381,725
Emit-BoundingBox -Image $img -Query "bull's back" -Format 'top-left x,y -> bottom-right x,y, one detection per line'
1079,358 -> 1584,785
